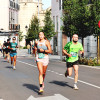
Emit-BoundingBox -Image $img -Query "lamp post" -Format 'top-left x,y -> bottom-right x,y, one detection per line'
25,25 -> 28,32
60,0 -> 63,61
38,0 -> 39,19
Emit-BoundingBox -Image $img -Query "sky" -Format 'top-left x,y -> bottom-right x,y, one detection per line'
42,0 -> 51,10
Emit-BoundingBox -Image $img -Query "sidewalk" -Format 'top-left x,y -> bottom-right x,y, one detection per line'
17,49 -> 100,68
17,49 -> 61,60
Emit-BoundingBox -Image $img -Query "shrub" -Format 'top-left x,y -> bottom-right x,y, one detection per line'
79,57 -> 97,66
23,46 -> 27,49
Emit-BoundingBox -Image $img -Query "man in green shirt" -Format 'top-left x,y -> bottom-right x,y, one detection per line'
63,34 -> 84,90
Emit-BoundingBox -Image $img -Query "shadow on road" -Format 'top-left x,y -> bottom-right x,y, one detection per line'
2,61 -> 7,62
49,80 -> 73,89
23,84 -> 39,93
5,66 -> 12,69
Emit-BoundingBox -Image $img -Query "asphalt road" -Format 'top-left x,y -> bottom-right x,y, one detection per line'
0,56 -> 100,100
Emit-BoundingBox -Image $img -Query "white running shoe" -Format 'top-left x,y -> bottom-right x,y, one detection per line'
74,84 -> 79,90
13,66 -> 16,70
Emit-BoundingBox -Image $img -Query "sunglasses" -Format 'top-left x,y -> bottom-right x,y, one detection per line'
13,39 -> 15,40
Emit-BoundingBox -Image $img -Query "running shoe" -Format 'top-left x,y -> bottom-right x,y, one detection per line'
38,88 -> 43,95
65,70 -> 68,77
73,84 -> 79,90
13,66 -> 16,70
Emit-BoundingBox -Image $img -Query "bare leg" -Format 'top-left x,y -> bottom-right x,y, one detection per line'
73,65 -> 79,83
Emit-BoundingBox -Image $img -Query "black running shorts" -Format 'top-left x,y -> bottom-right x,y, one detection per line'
66,60 -> 79,68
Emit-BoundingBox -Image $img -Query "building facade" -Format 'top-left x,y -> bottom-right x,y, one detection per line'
51,0 -> 97,58
0,0 -> 20,44
51,0 -> 67,57
19,0 -> 46,46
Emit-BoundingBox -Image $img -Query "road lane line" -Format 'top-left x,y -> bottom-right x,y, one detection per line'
27,94 -> 69,100
17,60 -> 100,89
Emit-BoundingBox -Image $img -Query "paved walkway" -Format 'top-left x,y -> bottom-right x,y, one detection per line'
17,49 -> 61,60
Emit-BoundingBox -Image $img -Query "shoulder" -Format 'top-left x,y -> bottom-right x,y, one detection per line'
77,42 -> 82,46
35,41 -> 38,44
66,41 -> 72,46
45,40 -> 50,45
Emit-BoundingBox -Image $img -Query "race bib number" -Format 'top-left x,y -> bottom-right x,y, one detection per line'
13,48 -> 16,50
38,53 -> 45,59
71,52 -> 77,57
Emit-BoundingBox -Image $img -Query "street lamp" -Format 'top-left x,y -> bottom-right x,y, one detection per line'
37,0 -> 40,19
25,25 -> 28,32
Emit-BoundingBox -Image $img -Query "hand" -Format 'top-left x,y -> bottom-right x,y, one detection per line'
80,51 -> 83,54
68,54 -> 72,57
39,48 -> 44,52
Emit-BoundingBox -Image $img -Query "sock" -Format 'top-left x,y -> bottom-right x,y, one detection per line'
40,84 -> 43,88
74,82 -> 77,85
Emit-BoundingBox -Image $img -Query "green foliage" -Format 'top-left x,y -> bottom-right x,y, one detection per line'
23,46 -> 27,49
62,0 -> 100,38
27,16 -> 39,40
42,10 -> 56,39
79,57 -> 97,66
19,31 -> 23,42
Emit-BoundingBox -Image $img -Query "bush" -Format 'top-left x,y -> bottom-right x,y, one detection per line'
23,46 -> 27,49
79,57 -> 97,66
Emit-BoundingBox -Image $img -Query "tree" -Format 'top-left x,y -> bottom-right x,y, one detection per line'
27,16 -> 39,41
62,0 -> 100,41
18,31 -> 23,45
42,10 -> 56,39
89,0 -> 100,36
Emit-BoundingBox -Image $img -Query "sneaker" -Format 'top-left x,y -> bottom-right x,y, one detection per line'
73,84 -> 79,90
38,88 -> 43,95
65,70 -> 68,77
13,66 -> 16,70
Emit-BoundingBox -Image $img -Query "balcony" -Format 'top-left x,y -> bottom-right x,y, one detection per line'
9,24 -> 20,31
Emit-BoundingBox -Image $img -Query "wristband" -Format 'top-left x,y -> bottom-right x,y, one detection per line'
44,50 -> 45,53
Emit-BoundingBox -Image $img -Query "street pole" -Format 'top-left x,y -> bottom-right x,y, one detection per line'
97,35 -> 99,64
60,0 -> 63,61
38,0 -> 39,19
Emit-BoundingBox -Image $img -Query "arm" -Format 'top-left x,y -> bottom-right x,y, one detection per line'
63,43 -> 72,57
79,44 -> 84,54
63,49 -> 72,57
34,41 -> 38,57
45,41 -> 52,54
39,41 -> 52,54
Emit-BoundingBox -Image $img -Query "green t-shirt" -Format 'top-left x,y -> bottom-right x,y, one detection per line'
64,41 -> 83,62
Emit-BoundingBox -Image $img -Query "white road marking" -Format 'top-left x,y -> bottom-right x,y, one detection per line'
79,65 -> 100,69
27,94 -> 69,100
17,60 -> 100,89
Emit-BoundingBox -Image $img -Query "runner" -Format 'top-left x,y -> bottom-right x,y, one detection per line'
3,41 -> 6,58
34,32 -> 52,94
0,43 -> 2,53
9,37 -> 18,70
63,34 -> 84,90
5,39 -> 11,63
